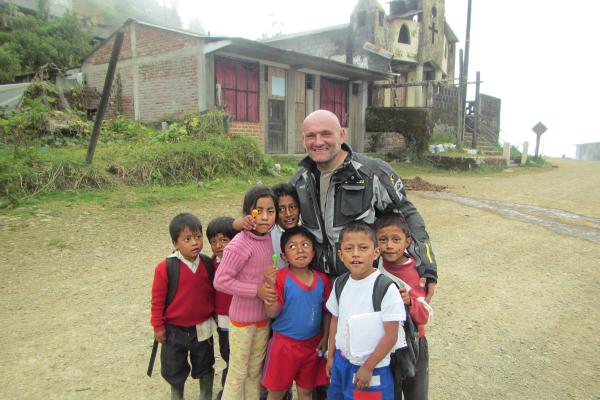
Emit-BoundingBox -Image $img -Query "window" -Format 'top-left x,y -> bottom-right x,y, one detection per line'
398,24 -> 410,44
431,6 -> 437,18
271,76 -> 285,97
320,77 -> 348,127
215,57 -> 259,122
305,74 -> 314,90
379,11 -> 385,27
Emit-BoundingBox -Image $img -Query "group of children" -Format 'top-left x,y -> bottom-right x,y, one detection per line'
150,183 -> 432,400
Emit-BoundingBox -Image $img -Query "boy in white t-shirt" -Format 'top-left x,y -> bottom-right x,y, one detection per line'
325,222 -> 405,400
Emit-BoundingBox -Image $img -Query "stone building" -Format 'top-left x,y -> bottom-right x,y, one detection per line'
265,0 -> 458,108
80,20 -> 388,154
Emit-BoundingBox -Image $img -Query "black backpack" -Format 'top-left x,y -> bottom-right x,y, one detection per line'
333,272 -> 419,381
165,254 -> 215,309
334,272 -> 396,313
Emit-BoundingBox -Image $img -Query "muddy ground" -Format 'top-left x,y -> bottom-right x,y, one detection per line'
1,158 -> 599,399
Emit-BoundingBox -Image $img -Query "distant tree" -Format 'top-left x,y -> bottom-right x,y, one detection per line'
72,0 -> 181,30
0,12 -> 92,83
0,45 -> 21,82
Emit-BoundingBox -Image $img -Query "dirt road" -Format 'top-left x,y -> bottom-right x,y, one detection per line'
0,158 -> 598,399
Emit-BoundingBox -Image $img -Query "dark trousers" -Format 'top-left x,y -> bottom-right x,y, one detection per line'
161,324 -> 215,389
217,327 -> 230,387
396,336 -> 429,400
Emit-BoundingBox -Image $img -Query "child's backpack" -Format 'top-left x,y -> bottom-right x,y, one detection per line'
333,271 -> 419,380
390,306 -> 419,381
165,254 -> 215,307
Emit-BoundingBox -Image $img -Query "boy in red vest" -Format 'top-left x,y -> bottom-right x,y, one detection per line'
375,214 -> 433,400
151,213 -> 215,400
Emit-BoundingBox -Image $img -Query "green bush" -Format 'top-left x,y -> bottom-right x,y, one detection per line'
0,135 -> 268,207
156,109 -> 230,143
0,144 -> 112,207
430,132 -> 455,144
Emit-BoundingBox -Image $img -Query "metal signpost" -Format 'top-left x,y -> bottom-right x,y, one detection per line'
532,122 -> 547,160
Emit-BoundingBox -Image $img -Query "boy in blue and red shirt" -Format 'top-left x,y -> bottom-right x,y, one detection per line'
261,226 -> 331,400
150,213 -> 215,400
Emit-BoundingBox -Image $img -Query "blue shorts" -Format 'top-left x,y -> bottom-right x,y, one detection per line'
327,350 -> 394,400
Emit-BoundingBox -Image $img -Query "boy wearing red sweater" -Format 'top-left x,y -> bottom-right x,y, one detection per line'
206,216 -> 238,399
375,214 -> 433,400
151,213 -> 215,400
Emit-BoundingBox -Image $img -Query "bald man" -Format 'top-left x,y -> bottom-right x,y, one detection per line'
290,110 -> 437,300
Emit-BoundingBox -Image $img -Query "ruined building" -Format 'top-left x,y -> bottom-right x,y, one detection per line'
265,0 -> 458,108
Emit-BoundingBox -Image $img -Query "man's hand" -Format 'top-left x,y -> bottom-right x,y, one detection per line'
354,365 -> 374,390
399,287 -> 411,305
425,281 -> 436,303
257,282 -> 277,304
154,329 -> 166,343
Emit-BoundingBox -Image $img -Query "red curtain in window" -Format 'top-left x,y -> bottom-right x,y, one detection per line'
215,57 -> 259,122
320,77 -> 348,126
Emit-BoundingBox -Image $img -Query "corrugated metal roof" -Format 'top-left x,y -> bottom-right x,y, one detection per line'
0,83 -> 30,111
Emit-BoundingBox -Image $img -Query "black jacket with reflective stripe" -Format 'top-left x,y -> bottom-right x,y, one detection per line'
291,143 -> 437,280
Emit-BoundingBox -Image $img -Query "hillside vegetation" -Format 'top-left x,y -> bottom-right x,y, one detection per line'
0,82 -> 271,207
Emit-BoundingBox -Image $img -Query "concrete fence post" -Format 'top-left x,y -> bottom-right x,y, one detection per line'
521,142 -> 529,166
503,142 -> 511,166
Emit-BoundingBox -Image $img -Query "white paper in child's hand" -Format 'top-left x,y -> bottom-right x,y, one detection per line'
352,373 -> 381,387
196,318 -> 215,342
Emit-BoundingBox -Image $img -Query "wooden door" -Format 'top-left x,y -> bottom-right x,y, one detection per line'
268,99 -> 286,153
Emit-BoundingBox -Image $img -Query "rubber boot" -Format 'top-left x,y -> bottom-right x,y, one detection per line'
171,385 -> 184,400
198,370 -> 214,400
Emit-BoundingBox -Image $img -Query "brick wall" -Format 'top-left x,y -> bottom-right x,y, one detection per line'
137,55 -> 198,123
134,24 -> 199,57
229,121 -> 265,148
82,21 -> 203,123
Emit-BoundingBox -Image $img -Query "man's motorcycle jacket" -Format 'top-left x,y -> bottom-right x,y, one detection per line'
290,143 -> 437,280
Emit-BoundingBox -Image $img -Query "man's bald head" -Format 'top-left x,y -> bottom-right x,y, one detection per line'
302,109 -> 347,171
303,109 -> 342,130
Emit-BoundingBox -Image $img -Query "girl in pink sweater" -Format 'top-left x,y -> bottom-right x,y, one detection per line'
214,185 -> 278,399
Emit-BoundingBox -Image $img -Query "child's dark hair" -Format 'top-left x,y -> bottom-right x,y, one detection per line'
206,216 -> 238,240
169,213 -> 202,241
272,183 -> 300,205
373,214 -> 411,237
242,184 -> 278,215
280,226 -> 316,252
339,221 -> 377,246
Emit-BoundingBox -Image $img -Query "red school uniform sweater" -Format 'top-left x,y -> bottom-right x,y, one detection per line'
213,255 -> 233,316
151,257 -> 215,332
383,256 -> 430,337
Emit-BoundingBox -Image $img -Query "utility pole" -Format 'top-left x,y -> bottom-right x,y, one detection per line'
461,0 -> 473,145
86,31 -> 124,164
473,71 -> 480,149
456,49 -> 464,147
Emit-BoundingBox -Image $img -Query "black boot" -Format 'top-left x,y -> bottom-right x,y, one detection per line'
198,370 -> 214,400
171,384 -> 184,400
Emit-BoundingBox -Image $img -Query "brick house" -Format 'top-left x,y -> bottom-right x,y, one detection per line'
80,19 -> 388,154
